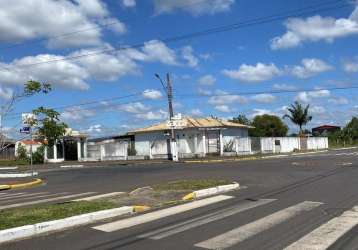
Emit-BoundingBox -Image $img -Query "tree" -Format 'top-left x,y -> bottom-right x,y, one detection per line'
32,107 -> 68,147
230,114 -> 251,126
0,81 -> 51,152
283,101 -> 312,135
250,114 -> 288,137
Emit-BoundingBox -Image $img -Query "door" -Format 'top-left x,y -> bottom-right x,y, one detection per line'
206,131 -> 220,154
274,139 -> 281,153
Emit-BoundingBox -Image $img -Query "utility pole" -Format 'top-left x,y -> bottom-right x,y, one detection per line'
155,73 -> 178,162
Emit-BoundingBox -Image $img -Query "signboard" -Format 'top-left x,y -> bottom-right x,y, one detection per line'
22,113 -> 36,125
167,119 -> 187,129
20,126 -> 31,134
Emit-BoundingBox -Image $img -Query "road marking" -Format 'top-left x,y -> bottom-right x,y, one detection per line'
0,192 -> 48,201
0,192 -> 24,197
73,192 -> 125,201
0,192 -> 70,203
138,199 -> 276,240
0,192 -> 96,210
284,206 -> 358,250
195,201 -> 323,249
93,195 -> 233,233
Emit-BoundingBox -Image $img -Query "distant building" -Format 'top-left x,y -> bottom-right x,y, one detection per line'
312,125 -> 341,136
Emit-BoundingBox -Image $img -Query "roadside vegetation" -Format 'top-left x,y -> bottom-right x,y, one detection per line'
152,179 -> 231,191
328,117 -> 358,148
0,201 -> 117,230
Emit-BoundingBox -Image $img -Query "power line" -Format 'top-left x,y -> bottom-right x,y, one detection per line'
0,0 -> 349,71
174,86 -> 358,99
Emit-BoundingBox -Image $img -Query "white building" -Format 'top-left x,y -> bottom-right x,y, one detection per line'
128,117 -> 252,159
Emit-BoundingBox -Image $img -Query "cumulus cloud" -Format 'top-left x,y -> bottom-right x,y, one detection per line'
0,87 -> 13,100
288,58 -> 333,79
272,83 -> 297,91
190,108 -> 203,116
181,46 -> 199,67
0,0 -> 126,48
249,108 -> 275,118
295,89 -> 330,103
214,105 -> 232,113
328,96 -> 349,105
118,102 -> 150,114
142,89 -> 163,100
61,106 -> 96,122
87,124 -> 102,133
310,105 -> 326,115
271,5 -> 358,49
342,57 -> 358,73
198,74 -> 216,85
251,94 -> 276,103
208,90 -> 248,105
121,0 -> 136,8
153,0 -> 235,16
222,63 -> 281,82
135,109 -> 168,120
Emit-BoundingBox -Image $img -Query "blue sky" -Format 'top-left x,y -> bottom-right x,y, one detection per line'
0,0 -> 357,138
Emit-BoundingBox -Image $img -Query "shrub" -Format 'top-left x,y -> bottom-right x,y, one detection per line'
32,145 -> 45,164
16,144 -> 29,161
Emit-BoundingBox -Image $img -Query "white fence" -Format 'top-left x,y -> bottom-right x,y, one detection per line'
87,140 -> 128,161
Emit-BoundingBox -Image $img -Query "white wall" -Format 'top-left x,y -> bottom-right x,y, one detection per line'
222,128 -> 250,154
307,137 -> 329,150
15,141 -> 42,157
260,137 -> 300,153
135,132 -> 169,158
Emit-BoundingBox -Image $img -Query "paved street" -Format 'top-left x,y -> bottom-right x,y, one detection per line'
2,148 -> 358,249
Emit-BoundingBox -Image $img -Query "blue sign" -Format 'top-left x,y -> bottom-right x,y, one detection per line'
20,127 -> 31,134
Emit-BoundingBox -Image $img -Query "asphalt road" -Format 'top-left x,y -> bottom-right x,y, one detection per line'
2,148 -> 358,250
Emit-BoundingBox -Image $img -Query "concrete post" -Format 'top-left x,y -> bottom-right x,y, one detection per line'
53,143 -> 57,161
77,140 -> 81,161
83,139 -> 87,160
194,133 -> 198,154
219,130 -> 224,156
202,132 -> 206,156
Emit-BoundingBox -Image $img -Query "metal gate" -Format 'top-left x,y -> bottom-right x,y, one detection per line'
206,131 -> 220,154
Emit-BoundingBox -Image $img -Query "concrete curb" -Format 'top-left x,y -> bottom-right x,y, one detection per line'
2,178 -> 43,190
0,167 -> 18,170
0,206 -> 135,244
0,172 -> 38,178
60,165 -> 84,168
182,182 -> 240,201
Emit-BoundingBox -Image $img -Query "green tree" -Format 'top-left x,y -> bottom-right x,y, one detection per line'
16,144 -> 28,161
0,81 -> 51,151
230,114 -> 251,126
283,101 -> 312,134
32,107 -> 68,147
32,145 -> 45,164
250,114 -> 288,137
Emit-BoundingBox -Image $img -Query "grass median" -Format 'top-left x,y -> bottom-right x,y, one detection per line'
152,179 -> 231,191
0,201 -> 117,230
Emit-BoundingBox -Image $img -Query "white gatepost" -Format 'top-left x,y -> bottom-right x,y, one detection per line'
53,143 -> 57,161
77,140 -> 81,161
149,141 -> 153,159
83,140 -> 87,159
219,130 -> 224,156
194,133 -> 198,154
202,132 -> 207,156
100,144 -> 104,161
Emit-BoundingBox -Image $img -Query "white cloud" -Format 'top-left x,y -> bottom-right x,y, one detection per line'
121,0 -> 136,8
135,109 -> 168,120
271,5 -> 358,49
141,40 -> 178,65
142,89 -> 163,100
215,105 -> 231,113
251,94 -> 276,103
118,102 -> 150,114
190,108 -> 203,116
153,0 -> 235,16
198,74 -> 216,85
0,87 -> 13,100
295,89 -> 330,103
199,53 -> 212,60
288,58 -> 333,79
181,46 -> 199,67
222,63 -> 281,82
0,0 -> 126,48
208,90 -> 248,105
197,88 -> 212,96
250,108 -> 275,118
328,96 -> 349,105
61,106 -> 96,122
272,83 -> 297,91
310,105 -> 326,115
342,58 -> 358,73
87,124 -> 102,133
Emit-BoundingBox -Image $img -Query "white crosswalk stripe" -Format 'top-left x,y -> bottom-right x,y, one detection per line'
0,192 -> 48,201
93,195 -> 234,232
138,199 -> 276,240
284,206 -> 358,250
195,201 -> 323,249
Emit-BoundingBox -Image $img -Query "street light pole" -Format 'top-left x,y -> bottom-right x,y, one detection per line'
155,73 -> 178,162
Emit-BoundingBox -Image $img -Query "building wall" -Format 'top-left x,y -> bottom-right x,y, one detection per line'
135,132 -> 169,158
307,137 -> 329,150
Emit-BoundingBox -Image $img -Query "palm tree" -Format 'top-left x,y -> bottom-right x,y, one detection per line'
283,101 -> 312,135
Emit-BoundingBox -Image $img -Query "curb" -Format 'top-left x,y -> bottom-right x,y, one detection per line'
0,172 -> 38,178
1,179 -> 43,190
182,182 -> 240,201
0,206 -> 135,244
0,167 -> 18,170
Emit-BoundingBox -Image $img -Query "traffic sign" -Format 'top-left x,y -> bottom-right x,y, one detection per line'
20,126 -> 31,134
167,119 -> 187,129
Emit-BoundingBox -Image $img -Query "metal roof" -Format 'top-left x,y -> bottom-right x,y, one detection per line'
128,117 -> 252,134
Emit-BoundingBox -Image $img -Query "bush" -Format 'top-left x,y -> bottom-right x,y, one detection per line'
16,144 -> 29,162
32,146 -> 45,164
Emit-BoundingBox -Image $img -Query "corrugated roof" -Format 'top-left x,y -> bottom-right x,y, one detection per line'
128,117 -> 252,134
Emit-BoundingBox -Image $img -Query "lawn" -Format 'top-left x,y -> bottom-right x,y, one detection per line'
0,201 -> 117,230
152,179 -> 232,191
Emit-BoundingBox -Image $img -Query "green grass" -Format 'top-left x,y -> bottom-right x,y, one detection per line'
0,201 -> 117,230
0,159 -> 29,166
153,179 -> 232,191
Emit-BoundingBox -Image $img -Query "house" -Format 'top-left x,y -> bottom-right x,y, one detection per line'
127,117 -> 252,159
312,125 -> 341,136
15,140 -> 43,157
0,135 -> 16,160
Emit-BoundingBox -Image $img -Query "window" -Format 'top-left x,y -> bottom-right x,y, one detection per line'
275,140 -> 281,146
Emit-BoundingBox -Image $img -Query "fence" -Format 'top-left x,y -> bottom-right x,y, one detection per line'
0,147 -> 15,160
